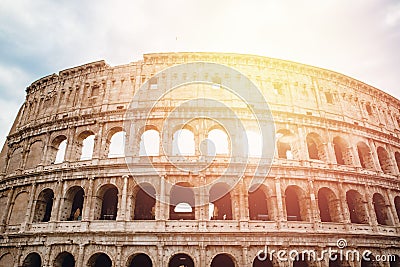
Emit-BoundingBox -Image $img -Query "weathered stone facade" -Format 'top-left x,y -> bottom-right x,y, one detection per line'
0,52 -> 400,267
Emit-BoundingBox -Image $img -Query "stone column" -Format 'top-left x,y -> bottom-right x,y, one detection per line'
22,182 -> 37,230
50,179 -> 63,222
337,182 -> 351,227
242,245 -> 249,267
117,175 -> 128,221
367,139 -> 381,172
76,244 -> 86,267
308,179 -> 321,227
274,177 -> 285,229
199,243 -> 206,267
364,186 -> 376,229
116,246 -> 122,267
92,122 -> 104,160
0,187 -> 15,232
83,177 -> 94,221
157,244 -> 164,267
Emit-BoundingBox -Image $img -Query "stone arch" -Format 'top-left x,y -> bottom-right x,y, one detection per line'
169,182 -> 195,220
60,186 -> 84,221
172,128 -> 195,156
32,188 -> 54,222
252,254 -> 277,267
248,184 -> 272,221
8,191 -> 29,225
106,127 -> 125,158
346,189 -> 369,224
139,129 -> 160,156
377,146 -> 394,174
361,254 -> 381,267
0,253 -> 14,267
276,129 -> 297,159
284,185 -> 310,221
94,184 -> 119,220
306,133 -> 326,161
127,253 -> 153,267
207,128 -> 229,156
333,136 -> 352,165
211,253 -> 237,267
357,142 -> 375,170
87,252 -> 112,267
22,252 -> 42,267
25,140 -> 44,169
54,251 -> 75,267
209,182 -> 233,220
395,152 -> 400,174
373,193 -> 393,225
76,130 -> 95,160
394,196 -> 400,221
48,135 -> 67,164
317,187 -> 341,223
132,183 -> 156,220
7,146 -> 23,173
168,253 -> 194,267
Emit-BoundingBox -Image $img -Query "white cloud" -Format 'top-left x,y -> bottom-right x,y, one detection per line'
385,3 -> 400,26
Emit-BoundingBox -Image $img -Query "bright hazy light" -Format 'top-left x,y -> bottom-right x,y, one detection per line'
54,140 -> 67,164
172,129 -> 195,156
246,131 -> 263,157
139,130 -> 160,156
80,135 -> 95,160
108,131 -> 125,158
174,203 -> 192,213
208,129 -> 229,156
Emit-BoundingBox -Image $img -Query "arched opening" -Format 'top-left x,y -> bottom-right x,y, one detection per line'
285,186 -> 309,221
329,256 -> 351,267
133,184 -> 156,220
333,136 -> 352,165
97,185 -> 118,220
172,129 -> 195,156
22,252 -> 42,267
50,135 -> 67,164
169,183 -> 195,220
211,253 -> 235,267
79,132 -> 95,160
253,255 -> 274,267
139,129 -> 160,156
373,193 -> 392,226
54,252 -> 75,267
306,133 -> 326,161
0,253 -> 13,267
395,152 -> 400,174
317,187 -> 341,223
207,129 -> 229,156
248,185 -> 270,221
25,140 -> 44,169
8,191 -> 29,225
60,186 -> 84,221
128,253 -> 152,267
276,130 -> 296,159
389,255 -> 400,267
168,253 -> 194,267
87,253 -> 112,267
361,254 -> 380,267
209,183 -> 233,220
357,142 -> 375,170
377,146 -> 393,174
346,190 -> 368,224
33,188 -> 54,222
108,131 -> 126,158
7,147 -> 23,173
293,254 -> 310,267
247,130 -> 262,157
394,196 -> 400,221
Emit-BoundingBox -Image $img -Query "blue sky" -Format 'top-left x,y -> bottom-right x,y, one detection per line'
0,0 -> 399,146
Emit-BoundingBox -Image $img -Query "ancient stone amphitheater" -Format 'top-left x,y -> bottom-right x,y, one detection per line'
0,52 -> 400,267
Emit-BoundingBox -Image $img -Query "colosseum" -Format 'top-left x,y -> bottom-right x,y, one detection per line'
0,52 -> 400,267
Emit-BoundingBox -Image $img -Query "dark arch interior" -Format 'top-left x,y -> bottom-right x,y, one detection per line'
285,187 -> 302,221
89,253 -> 112,267
168,253 -> 194,267
253,256 -> 273,267
134,185 -> 156,220
211,254 -> 234,267
23,253 -> 42,267
209,183 -> 232,220
34,188 -> 54,222
69,187 -> 84,221
346,190 -> 368,224
101,187 -> 118,220
54,252 -> 75,267
306,136 -> 319,160
129,253 -> 152,267
169,184 -> 195,220
248,186 -> 269,221
395,196 -> 400,221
